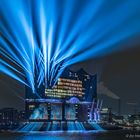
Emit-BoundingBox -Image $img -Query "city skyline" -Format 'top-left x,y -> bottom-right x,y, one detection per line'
1,47 -> 140,114
0,0 -> 140,138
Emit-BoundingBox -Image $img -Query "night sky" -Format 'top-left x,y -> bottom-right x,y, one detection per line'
0,46 -> 140,114
71,46 -> 140,115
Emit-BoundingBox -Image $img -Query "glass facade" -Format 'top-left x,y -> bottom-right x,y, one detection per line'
51,104 -> 62,120
45,78 -> 84,100
26,68 -> 97,121
26,101 -> 91,121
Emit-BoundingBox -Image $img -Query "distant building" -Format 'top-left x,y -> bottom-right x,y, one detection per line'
0,108 -> 19,129
0,108 -> 19,123
112,115 -> 124,124
100,108 -> 112,122
128,114 -> 140,124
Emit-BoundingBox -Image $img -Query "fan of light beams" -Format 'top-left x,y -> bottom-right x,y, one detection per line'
0,0 -> 140,96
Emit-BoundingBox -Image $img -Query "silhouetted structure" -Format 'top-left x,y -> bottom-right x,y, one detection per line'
25,68 -> 97,121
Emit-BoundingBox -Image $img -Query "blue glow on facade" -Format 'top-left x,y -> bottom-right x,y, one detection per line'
1,0 -> 140,97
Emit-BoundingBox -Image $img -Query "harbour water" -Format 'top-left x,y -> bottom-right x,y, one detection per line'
0,130 -> 140,140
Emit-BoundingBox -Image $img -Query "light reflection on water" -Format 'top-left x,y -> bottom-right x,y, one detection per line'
0,131 -> 131,140
19,135 -> 92,140
0,133 -> 97,140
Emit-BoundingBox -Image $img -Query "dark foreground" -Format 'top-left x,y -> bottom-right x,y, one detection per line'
0,130 -> 140,140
